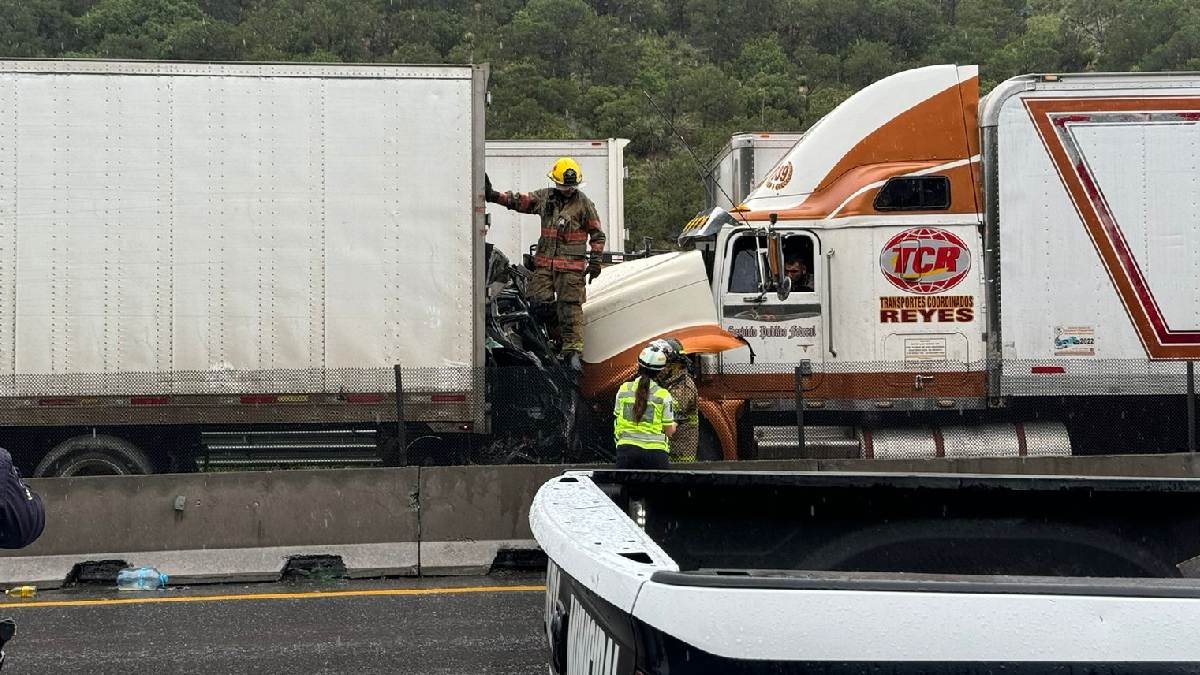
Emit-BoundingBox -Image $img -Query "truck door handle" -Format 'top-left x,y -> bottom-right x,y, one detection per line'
825,249 -> 836,358
914,374 -> 935,390
742,296 -> 766,304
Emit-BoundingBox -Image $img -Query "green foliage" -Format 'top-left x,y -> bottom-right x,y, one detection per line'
1,1 -> 73,56
0,0 -> 1191,247
74,0 -> 226,59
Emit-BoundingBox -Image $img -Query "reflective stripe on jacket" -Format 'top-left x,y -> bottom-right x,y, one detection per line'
612,377 -> 674,452
660,366 -> 698,429
495,188 -> 605,271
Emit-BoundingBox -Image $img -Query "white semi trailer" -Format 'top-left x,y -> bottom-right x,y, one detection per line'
485,138 -> 629,256
0,60 -> 501,475
705,132 -> 804,210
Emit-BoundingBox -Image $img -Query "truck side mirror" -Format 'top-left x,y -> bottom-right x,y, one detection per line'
767,213 -> 790,301
776,267 -> 792,301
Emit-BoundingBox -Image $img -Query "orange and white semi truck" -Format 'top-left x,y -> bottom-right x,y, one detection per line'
581,65 -> 1200,460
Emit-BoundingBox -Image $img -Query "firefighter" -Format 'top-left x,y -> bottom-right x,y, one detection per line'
658,337 -> 699,462
485,158 -> 606,368
612,343 -> 676,469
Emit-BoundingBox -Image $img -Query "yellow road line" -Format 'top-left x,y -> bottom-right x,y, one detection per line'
1,584 -> 546,609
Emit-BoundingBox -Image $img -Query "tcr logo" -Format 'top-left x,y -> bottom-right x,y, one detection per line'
879,227 -> 971,295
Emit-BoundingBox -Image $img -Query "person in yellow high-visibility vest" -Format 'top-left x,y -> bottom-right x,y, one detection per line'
613,343 -> 677,469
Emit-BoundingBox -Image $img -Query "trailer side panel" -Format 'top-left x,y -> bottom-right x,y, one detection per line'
0,61 -> 483,409
996,74 -> 1200,394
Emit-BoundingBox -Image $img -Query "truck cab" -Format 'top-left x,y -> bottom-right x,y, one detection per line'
588,63 -> 1200,462
678,65 -> 996,459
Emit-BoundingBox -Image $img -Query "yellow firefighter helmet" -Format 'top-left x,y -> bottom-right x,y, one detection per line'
547,157 -> 584,187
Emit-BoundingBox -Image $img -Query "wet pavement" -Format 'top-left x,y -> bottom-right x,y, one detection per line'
0,574 -> 546,674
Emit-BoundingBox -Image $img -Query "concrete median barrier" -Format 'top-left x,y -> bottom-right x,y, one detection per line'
417,464 -> 581,575
417,453 -> 1200,575
0,468 -> 420,586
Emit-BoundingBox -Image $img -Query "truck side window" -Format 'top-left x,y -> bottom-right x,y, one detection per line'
728,235 -> 764,293
874,176 -> 950,211
728,233 -> 816,296
782,235 -> 815,293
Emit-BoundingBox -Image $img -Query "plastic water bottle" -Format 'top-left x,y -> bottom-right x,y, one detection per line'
4,586 -> 35,598
116,567 -> 168,591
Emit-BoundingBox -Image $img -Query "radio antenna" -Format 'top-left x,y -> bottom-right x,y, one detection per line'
643,90 -> 773,297
642,90 -> 748,221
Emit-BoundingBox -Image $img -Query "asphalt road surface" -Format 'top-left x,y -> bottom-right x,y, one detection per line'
0,574 -> 547,674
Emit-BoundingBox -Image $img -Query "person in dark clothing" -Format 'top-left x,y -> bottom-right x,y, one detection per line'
0,448 -> 44,550
658,337 -> 699,462
0,618 -> 13,670
0,448 -> 43,670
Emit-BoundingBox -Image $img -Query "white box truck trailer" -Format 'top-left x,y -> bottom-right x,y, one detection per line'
580,65 -> 1200,461
0,60 -> 498,475
485,138 -> 628,256
704,132 -> 804,211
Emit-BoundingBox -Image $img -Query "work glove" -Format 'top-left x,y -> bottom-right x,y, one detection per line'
484,173 -> 499,203
586,259 -> 602,285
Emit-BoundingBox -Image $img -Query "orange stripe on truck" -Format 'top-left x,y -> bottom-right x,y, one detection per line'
579,325 -> 744,401
740,75 -> 982,221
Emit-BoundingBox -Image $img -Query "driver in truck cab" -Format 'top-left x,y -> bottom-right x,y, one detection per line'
785,255 -> 813,292
485,158 -> 606,369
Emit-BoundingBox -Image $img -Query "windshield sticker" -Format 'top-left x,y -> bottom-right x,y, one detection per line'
1054,325 -> 1096,356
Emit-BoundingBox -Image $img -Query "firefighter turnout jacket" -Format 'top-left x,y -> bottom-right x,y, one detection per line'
492,188 -> 605,271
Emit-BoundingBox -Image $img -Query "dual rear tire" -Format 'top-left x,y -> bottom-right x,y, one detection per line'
33,435 -> 154,478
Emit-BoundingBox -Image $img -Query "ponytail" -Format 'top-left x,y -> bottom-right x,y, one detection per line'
630,373 -> 652,422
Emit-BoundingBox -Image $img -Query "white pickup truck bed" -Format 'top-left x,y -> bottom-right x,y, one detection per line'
531,470 -> 1200,673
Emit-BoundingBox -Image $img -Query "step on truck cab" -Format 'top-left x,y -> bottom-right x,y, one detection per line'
583,65 -> 1200,462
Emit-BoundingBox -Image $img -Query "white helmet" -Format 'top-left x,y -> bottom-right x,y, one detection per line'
647,338 -> 674,355
637,342 -> 670,371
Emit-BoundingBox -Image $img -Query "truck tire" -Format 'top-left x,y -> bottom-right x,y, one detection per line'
34,435 -> 155,478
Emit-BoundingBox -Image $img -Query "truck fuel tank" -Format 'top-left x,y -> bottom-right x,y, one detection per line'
753,422 -> 1071,460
